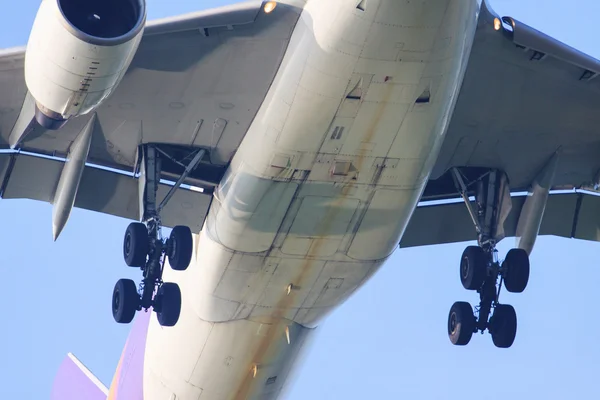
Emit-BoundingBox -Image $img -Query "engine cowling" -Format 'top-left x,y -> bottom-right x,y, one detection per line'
25,0 -> 146,129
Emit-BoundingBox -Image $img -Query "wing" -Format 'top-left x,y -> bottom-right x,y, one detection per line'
429,0 -> 600,198
0,2 -> 302,232
400,191 -> 600,248
401,1 -> 600,248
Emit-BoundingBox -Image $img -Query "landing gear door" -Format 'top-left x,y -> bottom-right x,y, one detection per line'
493,172 -> 512,243
136,145 -> 160,223
137,146 -> 147,223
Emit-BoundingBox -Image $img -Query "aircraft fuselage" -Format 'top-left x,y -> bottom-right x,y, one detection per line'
114,0 -> 482,398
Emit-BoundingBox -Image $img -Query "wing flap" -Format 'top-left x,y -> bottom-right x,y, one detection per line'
400,192 -> 600,248
0,153 -> 212,232
1,154 -> 60,202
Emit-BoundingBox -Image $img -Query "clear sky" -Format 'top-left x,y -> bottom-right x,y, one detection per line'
1,1 -> 600,399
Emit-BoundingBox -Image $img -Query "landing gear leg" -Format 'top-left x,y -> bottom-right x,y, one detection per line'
446,169 -> 529,348
111,145 -> 204,327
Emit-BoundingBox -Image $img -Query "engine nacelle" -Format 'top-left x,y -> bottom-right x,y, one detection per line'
25,0 -> 146,129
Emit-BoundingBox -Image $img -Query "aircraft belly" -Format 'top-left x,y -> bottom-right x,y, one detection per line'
143,302 -> 314,400
197,0 -> 480,326
143,0 -> 481,398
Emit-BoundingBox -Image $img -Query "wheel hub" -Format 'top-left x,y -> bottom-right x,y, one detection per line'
449,313 -> 457,335
460,258 -> 469,280
124,233 -> 132,255
112,291 -> 120,312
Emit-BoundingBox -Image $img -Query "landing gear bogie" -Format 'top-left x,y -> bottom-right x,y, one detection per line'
449,245 -> 527,348
114,221 -> 192,326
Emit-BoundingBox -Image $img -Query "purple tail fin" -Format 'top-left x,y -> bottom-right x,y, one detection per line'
52,310 -> 152,400
106,310 -> 151,399
51,353 -> 108,400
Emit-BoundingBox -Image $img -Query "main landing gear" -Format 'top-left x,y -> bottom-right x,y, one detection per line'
111,145 -> 205,327
447,169 -> 530,348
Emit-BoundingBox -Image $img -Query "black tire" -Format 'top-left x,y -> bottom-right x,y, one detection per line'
112,279 -> 139,324
155,283 -> 181,327
490,304 -> 517,348
502,248 -> 530,293
460,246 -> 487,290
448,301 -> 476,346
123,222 -> 148,267
168,226 -> 193,271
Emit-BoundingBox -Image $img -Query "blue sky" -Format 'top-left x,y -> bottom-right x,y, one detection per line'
1,0 -> 600,399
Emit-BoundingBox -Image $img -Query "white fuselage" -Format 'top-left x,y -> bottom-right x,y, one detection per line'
143,1 -> 481,398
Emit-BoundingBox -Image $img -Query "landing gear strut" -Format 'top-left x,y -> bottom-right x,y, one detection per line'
111,145 -> 204,327
447,169 -> 530,348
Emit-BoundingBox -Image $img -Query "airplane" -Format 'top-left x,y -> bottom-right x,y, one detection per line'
2,0 -> 600,398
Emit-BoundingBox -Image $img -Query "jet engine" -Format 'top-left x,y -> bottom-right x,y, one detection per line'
25,0 -> 146,129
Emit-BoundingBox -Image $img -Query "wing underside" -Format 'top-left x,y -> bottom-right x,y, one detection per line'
401,191 -> 600,248
402,0 -> 600,248
426,0 -> 600,200
0,151 -> 212,232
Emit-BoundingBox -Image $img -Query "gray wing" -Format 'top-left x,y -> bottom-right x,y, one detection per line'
401,192 -> 600,248
404,0 -> 600,248
0,1 -> 301,231
2,1 -> 301,168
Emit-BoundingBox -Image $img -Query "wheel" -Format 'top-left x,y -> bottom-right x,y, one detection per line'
490,304 -> 517,348
168,226 -> 193,271
112,279 -> 139,324
155,282 -> 181,327
123,222 -> 148,267
447,301 -> 476,346
502,248 -> 530,293
460,246 -> 487,290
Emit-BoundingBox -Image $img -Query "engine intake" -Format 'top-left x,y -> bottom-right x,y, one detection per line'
58,0 -> 144,41
25,0 -> 146,129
